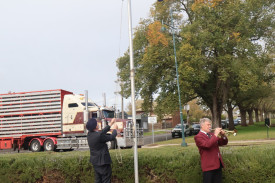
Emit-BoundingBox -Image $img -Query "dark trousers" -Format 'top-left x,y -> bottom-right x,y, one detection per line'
93,164 -> 112,183
203,161 -> 223,183
203,167 -> 222,183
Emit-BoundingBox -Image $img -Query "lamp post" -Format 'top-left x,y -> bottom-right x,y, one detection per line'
163,8 -> 187,147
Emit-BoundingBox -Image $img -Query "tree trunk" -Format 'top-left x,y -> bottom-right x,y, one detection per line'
211,95 -> 222,128
227,101 -> 235,130
255,108 -> 259,122
187,110 -> 190,125
264,110 -> 268,119
259,110 -> 264,121
240,108 -> 247,126
247,108 -> 254,125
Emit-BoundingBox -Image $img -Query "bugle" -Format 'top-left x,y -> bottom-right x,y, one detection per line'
211,128 -> 237,136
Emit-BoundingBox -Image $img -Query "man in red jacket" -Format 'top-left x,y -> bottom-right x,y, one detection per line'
194,118 -> 228,183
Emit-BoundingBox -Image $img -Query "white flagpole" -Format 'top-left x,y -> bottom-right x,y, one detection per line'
127,0 -> 139,182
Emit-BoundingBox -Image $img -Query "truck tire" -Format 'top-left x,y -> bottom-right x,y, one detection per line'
30,140 -> 41,152
43,139 -> 55,151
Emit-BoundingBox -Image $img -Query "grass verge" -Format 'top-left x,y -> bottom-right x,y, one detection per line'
158,121 -> 275,145
1,142 -> 275,183
1,121 -> 275,183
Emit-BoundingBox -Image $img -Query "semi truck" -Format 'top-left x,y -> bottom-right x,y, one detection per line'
0,89 -> 143,152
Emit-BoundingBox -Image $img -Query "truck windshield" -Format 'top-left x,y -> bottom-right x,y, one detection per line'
81,102 -> 96,107
102,110 -> 115,118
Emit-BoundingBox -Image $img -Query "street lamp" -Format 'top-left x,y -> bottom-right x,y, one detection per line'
161,8 -> 187,147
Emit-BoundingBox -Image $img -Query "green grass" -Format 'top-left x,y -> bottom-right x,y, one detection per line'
1,143 -> 275,183
228,121 -> 275,140
158,121 -> 275,145
1,121 -> 275,183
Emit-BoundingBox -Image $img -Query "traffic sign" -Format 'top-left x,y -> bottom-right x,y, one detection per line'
148,116 -> 157,124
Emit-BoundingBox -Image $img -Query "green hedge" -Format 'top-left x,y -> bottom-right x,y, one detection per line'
1,144 -> 275,183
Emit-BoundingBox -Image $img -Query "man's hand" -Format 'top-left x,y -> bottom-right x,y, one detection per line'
214,128 -> 222,137
113,123 -> 118,130
220,129 -> 225,135
220,129 -> 227,138
109,118 -> 116,126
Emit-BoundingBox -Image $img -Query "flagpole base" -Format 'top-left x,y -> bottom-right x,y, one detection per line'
181,142 -> 187,147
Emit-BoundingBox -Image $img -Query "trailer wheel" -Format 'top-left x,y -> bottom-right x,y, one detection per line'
30,140 -> 41,152
44,139 -> 55,151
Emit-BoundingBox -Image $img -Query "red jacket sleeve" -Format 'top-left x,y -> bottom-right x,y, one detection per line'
218,136 -> 228,146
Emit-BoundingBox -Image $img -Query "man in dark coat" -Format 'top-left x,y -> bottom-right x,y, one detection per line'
86,118 -> 117,183
194,118 -> 228,183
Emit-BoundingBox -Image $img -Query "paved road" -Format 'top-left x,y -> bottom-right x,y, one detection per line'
0,133 -> 174,154
2,136 -> 275,153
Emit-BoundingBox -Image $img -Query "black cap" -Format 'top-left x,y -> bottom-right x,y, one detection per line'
86,118 -> 97,131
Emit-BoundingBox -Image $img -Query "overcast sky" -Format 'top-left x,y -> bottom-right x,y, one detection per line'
0,0 -> 156,109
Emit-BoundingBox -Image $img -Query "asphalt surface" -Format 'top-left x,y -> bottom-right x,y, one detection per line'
0,133 -> 173,154
2,135 -> 275,153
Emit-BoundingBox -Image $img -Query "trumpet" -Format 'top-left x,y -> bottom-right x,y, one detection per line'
211,128 -> 237,136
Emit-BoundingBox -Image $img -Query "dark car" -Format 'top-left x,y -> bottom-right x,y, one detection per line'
192,123 -> 200,135
222,118 -> 239,128
221,120 -> 229,129
171,124 -> 193,138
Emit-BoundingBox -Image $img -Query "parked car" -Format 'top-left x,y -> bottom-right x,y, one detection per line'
234,117 -> 241,126
223,118 -> 240,127
171,124 -> 193,138
192,123 -> 200,135
221,120 -> 229,129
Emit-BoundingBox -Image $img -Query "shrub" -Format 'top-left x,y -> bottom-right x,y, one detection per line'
1,143 -> 275,183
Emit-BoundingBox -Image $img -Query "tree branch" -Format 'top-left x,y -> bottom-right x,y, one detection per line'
180,1 -> 193,24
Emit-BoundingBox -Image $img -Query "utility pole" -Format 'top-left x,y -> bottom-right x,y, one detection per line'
158,0 -> 187,147
121,94 -> 124,119
103,93 -> 106,107
116,78 -> 125,119
170,8 -> 187,147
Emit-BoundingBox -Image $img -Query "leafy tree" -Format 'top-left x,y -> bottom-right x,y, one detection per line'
187,98 -> 208,122
126,100 -> 144,115
178,0 -> 274,127
116,0 -> 275,128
